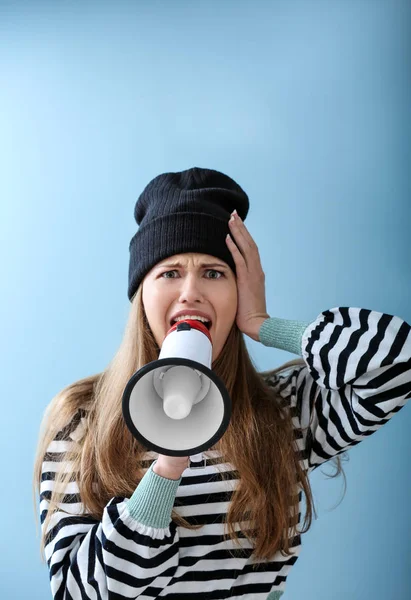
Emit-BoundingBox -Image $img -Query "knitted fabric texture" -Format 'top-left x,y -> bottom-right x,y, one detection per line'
128,167 -> 250,301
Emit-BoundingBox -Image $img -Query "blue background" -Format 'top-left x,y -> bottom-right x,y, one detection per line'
1,0 -> 410,598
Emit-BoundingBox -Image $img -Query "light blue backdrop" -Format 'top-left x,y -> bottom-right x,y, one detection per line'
1,1 -> 410,598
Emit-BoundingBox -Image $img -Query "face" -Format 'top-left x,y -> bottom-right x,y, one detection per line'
142,252 -> 238,363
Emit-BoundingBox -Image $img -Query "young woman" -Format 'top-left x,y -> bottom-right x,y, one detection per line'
34,167 -> 411,600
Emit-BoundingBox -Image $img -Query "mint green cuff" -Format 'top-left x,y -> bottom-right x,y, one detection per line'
127,461 -> 181,529
258,317 -> 312,356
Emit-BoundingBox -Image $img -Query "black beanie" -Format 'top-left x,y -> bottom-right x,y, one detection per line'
128,167 -> 250,301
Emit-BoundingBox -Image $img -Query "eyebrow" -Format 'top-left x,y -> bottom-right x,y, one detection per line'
155,262 -> 229,270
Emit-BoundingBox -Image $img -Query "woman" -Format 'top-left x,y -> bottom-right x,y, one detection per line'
34,167 -> 411,599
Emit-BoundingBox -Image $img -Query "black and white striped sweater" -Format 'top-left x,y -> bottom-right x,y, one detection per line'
39,306 -> 411,599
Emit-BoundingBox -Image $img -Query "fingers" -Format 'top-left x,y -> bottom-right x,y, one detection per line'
227,210 -> 262,271
226,232 -> 246,269
228,211 -> 252,250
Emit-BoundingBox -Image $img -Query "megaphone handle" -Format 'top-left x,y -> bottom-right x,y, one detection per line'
190,453 -> 203,462
189,453 -> 207,469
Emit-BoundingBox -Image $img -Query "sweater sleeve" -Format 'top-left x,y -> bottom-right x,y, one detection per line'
259,306 -> 411,471
39,410 -> 184,599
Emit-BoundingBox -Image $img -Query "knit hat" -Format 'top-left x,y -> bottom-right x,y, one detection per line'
128,167 -> 250,301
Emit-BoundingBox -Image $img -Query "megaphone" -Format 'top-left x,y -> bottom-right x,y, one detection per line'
122,319 -> 232,457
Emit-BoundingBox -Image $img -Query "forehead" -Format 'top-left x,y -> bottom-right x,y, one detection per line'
156,253 -> 228,267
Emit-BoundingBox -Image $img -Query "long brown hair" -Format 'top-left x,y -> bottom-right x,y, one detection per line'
33,285 -> 346,563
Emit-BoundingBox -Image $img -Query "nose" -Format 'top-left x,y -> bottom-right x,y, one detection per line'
177,273 -> 206,303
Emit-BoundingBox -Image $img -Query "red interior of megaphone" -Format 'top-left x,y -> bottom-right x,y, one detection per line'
166,318 -> 212,342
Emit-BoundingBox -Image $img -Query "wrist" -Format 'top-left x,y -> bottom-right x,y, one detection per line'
250,315 -> 271,342
152,459 -> 187,480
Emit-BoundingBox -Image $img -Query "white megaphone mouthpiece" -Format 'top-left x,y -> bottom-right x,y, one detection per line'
161,365 -> 202,419
122,319 -> 231,457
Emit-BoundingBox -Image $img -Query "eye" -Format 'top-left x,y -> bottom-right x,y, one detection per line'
160,270 -> 177,279
206,269 -> 224,279
160,269 -> 224,279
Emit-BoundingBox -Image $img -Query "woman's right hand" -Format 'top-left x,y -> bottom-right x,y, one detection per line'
153,454 -> 189,480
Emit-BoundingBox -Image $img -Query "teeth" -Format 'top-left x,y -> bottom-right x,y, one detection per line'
173,315 -> 210,324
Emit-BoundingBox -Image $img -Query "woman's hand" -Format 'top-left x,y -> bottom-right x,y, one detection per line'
153,454 -> 189,480
226,210 -> 270,341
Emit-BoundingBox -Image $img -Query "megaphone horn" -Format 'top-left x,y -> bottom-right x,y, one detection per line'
122,319 -> 232,457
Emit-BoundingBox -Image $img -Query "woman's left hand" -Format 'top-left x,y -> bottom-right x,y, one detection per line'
226,210 -> 270,341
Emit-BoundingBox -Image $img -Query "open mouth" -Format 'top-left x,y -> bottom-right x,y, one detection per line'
170,318 -> 212,331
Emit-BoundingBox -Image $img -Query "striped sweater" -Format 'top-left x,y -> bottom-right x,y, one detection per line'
39,306 -> 411,599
